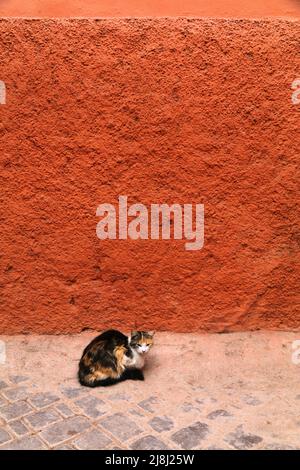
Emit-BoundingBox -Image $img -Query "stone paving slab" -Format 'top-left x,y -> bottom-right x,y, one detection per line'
0,331 -> 299,450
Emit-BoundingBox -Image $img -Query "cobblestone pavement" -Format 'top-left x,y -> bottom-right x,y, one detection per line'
0,331 -> 299,450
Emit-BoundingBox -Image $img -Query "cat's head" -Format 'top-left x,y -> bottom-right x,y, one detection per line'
130,331 -> 155,355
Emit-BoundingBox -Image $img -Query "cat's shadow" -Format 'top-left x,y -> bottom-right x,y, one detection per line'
143,353 -> 158,373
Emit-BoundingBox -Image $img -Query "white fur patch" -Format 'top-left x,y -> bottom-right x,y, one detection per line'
122,348 -> 145,370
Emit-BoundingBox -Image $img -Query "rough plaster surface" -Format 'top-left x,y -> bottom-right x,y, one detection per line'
0,19 -> 299,333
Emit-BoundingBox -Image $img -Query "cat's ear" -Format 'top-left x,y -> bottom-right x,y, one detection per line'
131,330 -> 139,338
148,331 -> 155,337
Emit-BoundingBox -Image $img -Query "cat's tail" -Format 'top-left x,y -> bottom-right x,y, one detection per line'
79,376 -> 122,387
77,366 -> 125,387
78,368 -> 144,387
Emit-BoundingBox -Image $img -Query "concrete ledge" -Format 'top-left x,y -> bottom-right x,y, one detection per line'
0,18 -> 299,333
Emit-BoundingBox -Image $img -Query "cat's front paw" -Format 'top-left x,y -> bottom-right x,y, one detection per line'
130,369 -> 144,381
135,371 -> 145,381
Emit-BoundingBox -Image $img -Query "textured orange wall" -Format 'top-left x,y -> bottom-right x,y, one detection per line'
0,0 -> 300,17
0,18 -> 299,334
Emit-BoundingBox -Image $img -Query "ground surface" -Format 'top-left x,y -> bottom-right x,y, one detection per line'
0,331 -> 299,450
0,0 -> 300,18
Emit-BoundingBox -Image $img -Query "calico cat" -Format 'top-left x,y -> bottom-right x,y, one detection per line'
78,329 -> 154,387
